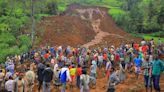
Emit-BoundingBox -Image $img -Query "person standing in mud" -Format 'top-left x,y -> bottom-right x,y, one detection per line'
15,73 -> 25,92
59,63 -> 71,92
152,55 -> 164,92
80,69 -> 90,92
107,67 -> 120,92
133,55 -> 142,79
24,67 -> 35,92
37,62 -> 46,92
5,76 -> 15,92
142,56 -> 153,92
117,59 -> 126,83
42,64 -> 53,92
90,60 -> 97,88
76,64 -> 82,88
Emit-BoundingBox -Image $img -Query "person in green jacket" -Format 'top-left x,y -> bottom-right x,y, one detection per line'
152,55 -> 164,92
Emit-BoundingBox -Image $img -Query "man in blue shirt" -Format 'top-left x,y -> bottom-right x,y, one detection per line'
134,55 -> 142,79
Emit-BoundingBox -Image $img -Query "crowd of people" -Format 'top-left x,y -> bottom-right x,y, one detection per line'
0,38 -> 164,92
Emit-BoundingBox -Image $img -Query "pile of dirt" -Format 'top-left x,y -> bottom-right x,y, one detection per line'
36,4 -> 141,48
36,16 -> 95,47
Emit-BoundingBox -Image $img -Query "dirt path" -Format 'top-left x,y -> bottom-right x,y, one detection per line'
76,8 -> 124,48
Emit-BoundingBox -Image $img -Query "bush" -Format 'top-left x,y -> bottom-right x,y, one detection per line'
0,33 -> 16,45
58,4 -> 67,13
150,31 -> 164,38
18,35 -> 32,47
108,8 -> 127,26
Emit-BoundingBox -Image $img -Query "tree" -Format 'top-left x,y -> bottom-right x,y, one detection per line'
31,0 -> 35,46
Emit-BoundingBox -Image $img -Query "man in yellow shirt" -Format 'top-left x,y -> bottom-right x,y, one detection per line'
69,65 -> 76,90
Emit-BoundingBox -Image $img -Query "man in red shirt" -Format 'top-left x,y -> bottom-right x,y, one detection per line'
76,64 -> 82,88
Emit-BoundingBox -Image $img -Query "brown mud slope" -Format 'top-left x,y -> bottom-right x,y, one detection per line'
36,16 -> 95,47
36,4 -> 140,48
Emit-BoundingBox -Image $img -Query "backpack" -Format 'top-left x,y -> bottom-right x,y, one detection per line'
59,70 -> 67,83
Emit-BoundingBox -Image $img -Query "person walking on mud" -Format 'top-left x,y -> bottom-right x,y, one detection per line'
142,57 -> 153,92
152,56 -> 164,92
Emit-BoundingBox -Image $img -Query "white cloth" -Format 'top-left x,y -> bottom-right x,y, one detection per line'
54,64 -> 58,73
60,67 -> 71,81
5,79 -> 15,91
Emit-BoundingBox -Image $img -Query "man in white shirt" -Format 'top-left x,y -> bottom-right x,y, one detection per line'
98,53 -> 103,68
141,39 -> 146,46
59,64 -> 71,92
5,76 -> 15,92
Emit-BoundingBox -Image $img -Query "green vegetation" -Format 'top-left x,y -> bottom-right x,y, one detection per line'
0,0 -> 163,63
143,35 -> 164,44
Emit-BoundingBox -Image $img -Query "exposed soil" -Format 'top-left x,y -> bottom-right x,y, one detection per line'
36,4 -> 141,48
